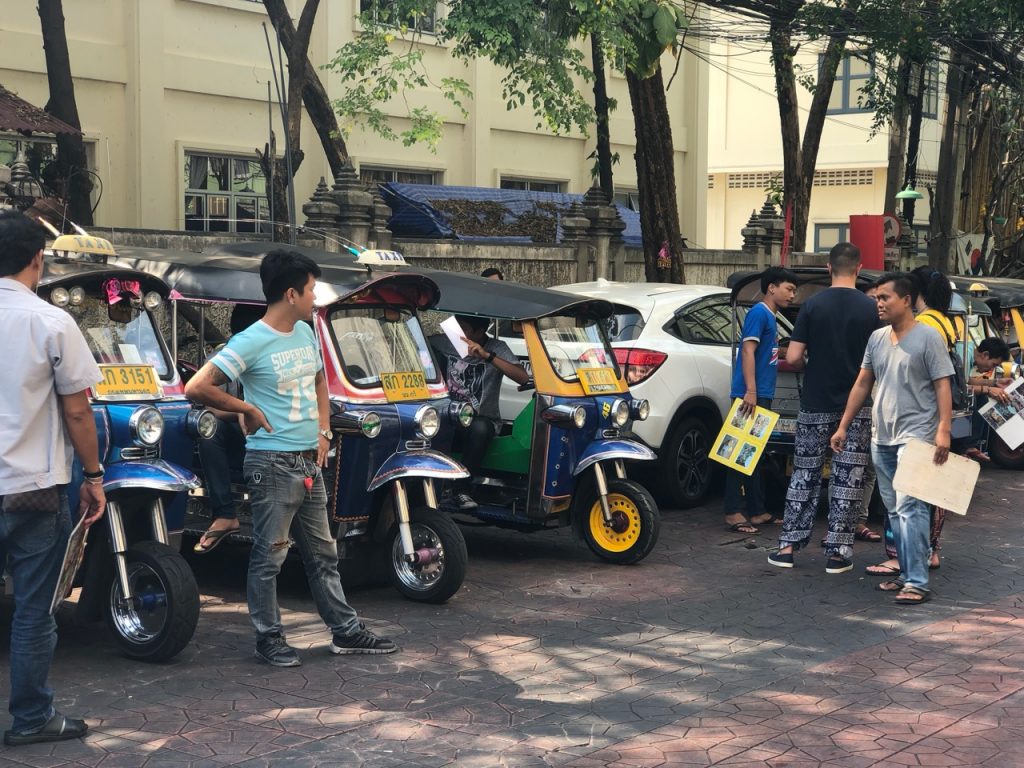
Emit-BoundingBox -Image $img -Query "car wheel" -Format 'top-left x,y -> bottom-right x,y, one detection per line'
990,433 -> 1024,470
661,416 -> 714,509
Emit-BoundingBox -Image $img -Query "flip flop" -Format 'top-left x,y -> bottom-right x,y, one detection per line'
894,586 -> 930,604
727,521 -> 759,534
855,527 -> 882,542
876,579 -> 905,592
751,515 -> 780,526
193,526 -> 237,554
865,563 -> 901,576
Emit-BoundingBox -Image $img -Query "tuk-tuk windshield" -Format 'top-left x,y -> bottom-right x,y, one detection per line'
329,307 -> 439,388
66,296 -> 170,377
537,315 -> 621,382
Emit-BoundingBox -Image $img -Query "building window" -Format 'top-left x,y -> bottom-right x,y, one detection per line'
359,166 -> 438,187
825,53 -> 874,114
912,224 -> 930,255
184,152 -> 268,233
921,63 -> 940,119
359,0 -> 436,33
500,178 -> 564,193
0,136 -> 58,181
814,223 -> 849,253
612,189 -> 640,212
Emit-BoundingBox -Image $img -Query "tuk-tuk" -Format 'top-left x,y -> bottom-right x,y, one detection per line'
110,246 -> 471,603
424,271 -> 661,564
36,235 -> 208,661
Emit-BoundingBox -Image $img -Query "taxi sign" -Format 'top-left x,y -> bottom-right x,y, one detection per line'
51,234 -> 117,262
94,365 -> 161,399
579,367 -> 619,395
356,249 -> 407,267
380,371 -> 430,402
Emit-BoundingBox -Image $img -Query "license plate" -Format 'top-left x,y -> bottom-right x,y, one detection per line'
579,367 -> 619,395
94,365 -> 160,398
773,418 -> 797,435
380,371 -> 430,402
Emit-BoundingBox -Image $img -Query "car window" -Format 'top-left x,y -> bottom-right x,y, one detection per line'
604,305 -> 645,342
670,297 -> 792,345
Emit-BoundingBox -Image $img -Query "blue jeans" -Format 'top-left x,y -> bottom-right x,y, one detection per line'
723,397 -> 772,519
0,489 -> 71,733
243,450 -> 359,641
198,417 -> 246,520
871,442 -> 930,591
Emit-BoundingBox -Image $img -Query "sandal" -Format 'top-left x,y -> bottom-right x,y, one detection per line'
750,514 -> 779,526
193,525 -> 237,554
894,586 -> 930,604
726,521 -> 759,534
876,580 -> 905,592
855,526 -> 882,542
865,563 -> 901,576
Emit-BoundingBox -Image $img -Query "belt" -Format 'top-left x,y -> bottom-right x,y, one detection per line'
276,449 -> 318,460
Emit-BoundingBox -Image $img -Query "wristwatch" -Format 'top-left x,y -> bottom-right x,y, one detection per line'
486,351 -> 496,364
319,428 -> 333,441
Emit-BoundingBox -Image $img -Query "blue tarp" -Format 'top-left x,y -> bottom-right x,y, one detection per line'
381,183 -> 642,248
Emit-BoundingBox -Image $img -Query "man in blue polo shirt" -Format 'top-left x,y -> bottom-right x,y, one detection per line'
186,249 -> 396,667
724,266 -> 797,534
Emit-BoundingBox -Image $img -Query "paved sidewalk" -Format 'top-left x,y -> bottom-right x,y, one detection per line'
1,467 -> 1023,767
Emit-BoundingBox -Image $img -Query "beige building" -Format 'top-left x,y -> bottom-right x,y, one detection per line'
705,33 -> 942,253
1,0 -> 708,246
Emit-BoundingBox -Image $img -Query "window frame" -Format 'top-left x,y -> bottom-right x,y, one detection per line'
183,150 -> 269,234
358,165 -> 439,188
823,52 -> 875,115
814,223 -> 850,253
921,62 -> 940,120
358,0 -> 437,34
499,177 -> 566,194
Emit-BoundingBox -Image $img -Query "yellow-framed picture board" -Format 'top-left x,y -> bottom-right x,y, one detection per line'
709,399 -> 780,476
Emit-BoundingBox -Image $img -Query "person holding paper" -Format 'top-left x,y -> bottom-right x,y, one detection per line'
963,337 -> 1013,462
723,266 -> 797,534
829,273 -> 954,605
0,211 -> 105,746
430,315 -> 528,510
769,243 -> 879,573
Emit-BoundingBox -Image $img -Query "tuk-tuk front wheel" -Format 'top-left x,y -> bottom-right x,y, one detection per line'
388,507 -> 467,604
581,478 -> 659,564
104,541 -> 200,662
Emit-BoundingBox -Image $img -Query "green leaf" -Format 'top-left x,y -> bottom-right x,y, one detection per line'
653,5 -> 677,48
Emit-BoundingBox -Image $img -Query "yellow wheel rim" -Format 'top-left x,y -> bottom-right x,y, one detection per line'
588,494 -> 642,553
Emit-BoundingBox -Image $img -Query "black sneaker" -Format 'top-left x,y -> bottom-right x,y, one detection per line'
452,492 -> 478,511
4,712 -> 88,746
825,556 -> 854,574
768,550 -> 794,568
330,627 -> 398,655
255,635 -> 301,667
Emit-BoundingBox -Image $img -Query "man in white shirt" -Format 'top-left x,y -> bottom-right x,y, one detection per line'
0,211 -> 105,745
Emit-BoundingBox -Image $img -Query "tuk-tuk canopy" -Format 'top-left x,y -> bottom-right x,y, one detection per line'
948,275 -> 1024,312
111,246 -> 440,310
41,258 -> 172,297
207,241 -> 612,321
727,267 -> 876,307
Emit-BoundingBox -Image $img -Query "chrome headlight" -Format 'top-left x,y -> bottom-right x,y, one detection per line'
609,398 -> 630,428
631,398 -> 650,421
450,401 -> 474,428
129,406 -> 164,446
68,286 -> 85,306
186,408 -> 218,440
415,405 -> 440,439
361,411 -> 382,438
542,404 -> 587,429
334,410 -> 382,438
142,291 -> 163,310
51,287 -> 70,307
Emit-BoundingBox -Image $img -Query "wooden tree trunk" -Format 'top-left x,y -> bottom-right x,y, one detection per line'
591,33 -> 614,202
37,0 -> 94,227
901,63 -> 926,226
930,52 -> 968,271
884,57 -> 912,214
626,67 -> 685,283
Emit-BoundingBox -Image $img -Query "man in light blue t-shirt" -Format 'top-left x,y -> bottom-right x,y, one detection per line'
186,250 -> 397,666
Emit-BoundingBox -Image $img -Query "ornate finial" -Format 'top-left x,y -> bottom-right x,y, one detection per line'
583,184 -> 610,206
759,196 -> 778,220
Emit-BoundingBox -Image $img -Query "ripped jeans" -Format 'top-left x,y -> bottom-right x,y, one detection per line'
243,450 -> 360,641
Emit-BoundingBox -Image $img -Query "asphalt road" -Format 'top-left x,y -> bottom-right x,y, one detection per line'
1,467 -> 1023,767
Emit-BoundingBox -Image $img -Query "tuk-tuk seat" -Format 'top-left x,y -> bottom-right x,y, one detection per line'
480,399 -> 535,473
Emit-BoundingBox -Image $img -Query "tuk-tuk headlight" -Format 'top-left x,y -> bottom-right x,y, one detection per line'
450,401 -> 474,427
51,287 -> 70,307
334,410 -> 382,438
129,406 -> 164,446
361,412 -> 382,438
609,398 -> 630,428
68,286 -> 85,306
186,408 -> 218,440
631,398 -> 650,421
415,405 -> 440,439
542,404 -> 587,429
142,291 -> 163,310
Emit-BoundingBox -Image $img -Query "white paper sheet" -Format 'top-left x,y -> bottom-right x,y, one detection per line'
440,316 -> 470,359
978,377 -> 1024,450
892,438 -> 980,516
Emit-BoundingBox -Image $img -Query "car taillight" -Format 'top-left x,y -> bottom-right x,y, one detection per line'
614,348 -> 666,385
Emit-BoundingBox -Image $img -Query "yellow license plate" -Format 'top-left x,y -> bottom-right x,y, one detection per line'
579,367 -> 619,395
380,371 -> 430,402
94,365 -> 160,397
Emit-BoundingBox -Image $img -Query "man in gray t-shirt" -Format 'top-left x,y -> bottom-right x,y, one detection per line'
830,274 -> 953,604
430,315 -> 528,510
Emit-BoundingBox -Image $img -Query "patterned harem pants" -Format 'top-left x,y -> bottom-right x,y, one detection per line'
779,407 -> 872,558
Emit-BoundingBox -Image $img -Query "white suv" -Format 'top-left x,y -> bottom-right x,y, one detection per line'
497,280 -> 742,508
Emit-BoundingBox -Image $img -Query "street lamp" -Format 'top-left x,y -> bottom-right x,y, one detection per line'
895,183 -> 924,227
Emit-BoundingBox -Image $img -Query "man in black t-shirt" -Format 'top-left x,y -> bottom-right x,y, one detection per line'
769,243 -> 880,574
